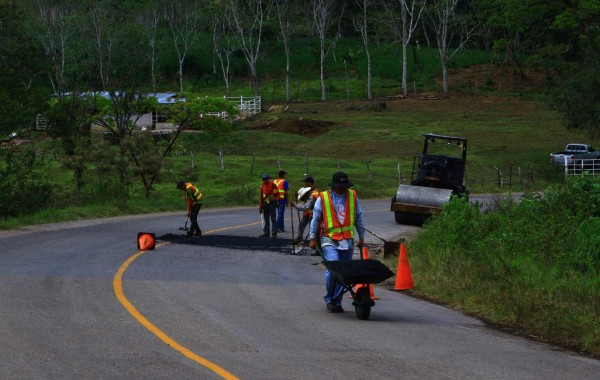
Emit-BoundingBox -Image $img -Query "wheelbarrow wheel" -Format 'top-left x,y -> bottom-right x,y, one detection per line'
354,287 -> 372,320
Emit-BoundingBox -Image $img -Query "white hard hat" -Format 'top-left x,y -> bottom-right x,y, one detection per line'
297,187 -> 312,203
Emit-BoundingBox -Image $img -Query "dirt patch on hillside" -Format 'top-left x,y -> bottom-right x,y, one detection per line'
248,118 -> 335,137
448,63 -> 550,93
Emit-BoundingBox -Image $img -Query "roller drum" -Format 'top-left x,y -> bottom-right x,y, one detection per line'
393,185 -> 453,211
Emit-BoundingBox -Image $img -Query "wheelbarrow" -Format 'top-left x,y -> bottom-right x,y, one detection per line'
321,259 -> 395,320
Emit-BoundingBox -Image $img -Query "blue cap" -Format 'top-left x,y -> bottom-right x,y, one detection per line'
262,173 -> 271,180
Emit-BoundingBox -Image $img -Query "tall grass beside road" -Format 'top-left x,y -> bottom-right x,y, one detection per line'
406,176 -> 600,357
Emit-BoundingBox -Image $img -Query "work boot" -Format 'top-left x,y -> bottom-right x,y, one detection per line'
259,233 -> 269,238
186,231 -> 194,236
193,230 -> 202,237
271,233 -> 278,238
326,303 -> 344,313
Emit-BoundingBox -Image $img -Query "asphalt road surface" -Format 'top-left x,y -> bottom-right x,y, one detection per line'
0,198 -> 597,379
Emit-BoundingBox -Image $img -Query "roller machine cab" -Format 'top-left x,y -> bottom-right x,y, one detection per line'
391,133 -> 468,225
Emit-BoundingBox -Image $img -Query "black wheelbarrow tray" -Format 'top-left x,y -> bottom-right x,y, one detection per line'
322,259 -> 395,320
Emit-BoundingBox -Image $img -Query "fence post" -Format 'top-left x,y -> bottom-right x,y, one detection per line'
365,160 -> 372,182
528,165 -> 533,185
397,163 -> 401,184
494,166 -> 503,188
304,153 -> 309,175
219,149 -> 224,170
277,157 -> 281,170
191,152 -> 195,169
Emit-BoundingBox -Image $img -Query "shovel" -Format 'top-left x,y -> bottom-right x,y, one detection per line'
178,217 -> 189,232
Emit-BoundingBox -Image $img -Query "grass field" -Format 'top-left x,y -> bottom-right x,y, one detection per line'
2,94 -> 597,229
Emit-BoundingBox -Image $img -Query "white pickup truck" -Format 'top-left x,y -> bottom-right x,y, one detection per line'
550,144 -> 600,165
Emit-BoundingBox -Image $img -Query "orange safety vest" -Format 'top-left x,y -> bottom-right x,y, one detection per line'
261,182 -> 278,204
273,178 -> 286,200
185,183 -> 204,204
319,189 -> 357,240
305,188 -> 320,217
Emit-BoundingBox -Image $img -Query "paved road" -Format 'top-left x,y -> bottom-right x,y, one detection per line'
0,198 -> 597,379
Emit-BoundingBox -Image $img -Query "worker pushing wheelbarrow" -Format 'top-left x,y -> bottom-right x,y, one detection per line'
320,249 -> 395,320
309,171 -> 395,319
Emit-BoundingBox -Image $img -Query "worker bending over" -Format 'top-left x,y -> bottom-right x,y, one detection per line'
176,180 -> 204,237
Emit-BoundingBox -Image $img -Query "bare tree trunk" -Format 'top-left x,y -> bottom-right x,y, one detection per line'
141,6 -> 159,91
165,1 -> 200,93
311,0 -> 345,102
276,0 -> 295,102
402,43 -> 409,95
383,1 -> 427,96
353,0 -> 372,100
442,59 -> 449,93
36,2 -> 72,95
229,0 -> 273,97
425,0 -> 476,94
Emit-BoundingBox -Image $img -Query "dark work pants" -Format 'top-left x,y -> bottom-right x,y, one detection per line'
190,203 -> 202,234
262,202 -> 277,236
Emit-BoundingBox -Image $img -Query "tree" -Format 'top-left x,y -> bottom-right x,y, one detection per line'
424,0 -> 476,94
139,2 -> 161,91
382,0 -> 427,96
353,0 -> 374,100
275,0 -> 297,102
78,1 -> 156,200
228,0 -> 273,97
33,0 -> 74,95
165,0 -> 200,93
45,94 -> 95,202
310,0 -> 346,101
210,2 -> 238,97
0,1 -> 50,144
550,0 -> 600,134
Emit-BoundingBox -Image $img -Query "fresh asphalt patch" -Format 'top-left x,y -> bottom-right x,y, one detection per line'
158,233 -> 294,254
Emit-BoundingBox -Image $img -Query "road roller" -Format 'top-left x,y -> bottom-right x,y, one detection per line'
391,133 -> 468,225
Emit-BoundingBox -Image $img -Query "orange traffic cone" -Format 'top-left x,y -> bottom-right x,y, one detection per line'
393,242 -> 414,290
137,232 -> 156,251
352,247 -> 380,300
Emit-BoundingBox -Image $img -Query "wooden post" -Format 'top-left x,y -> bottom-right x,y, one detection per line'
365,160 -> 372,182
494,166 -> 503,188
191,152 -> 195,169
305,153 -> 309,175
219,149 -> 224,170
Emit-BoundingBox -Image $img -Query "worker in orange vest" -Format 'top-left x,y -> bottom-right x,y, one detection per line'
176,180 -> 204,236
309,172 -> 365,313
273,169 -> 289,233
259,173 -> 279,238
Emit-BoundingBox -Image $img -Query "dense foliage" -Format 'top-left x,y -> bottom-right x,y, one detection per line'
408,176 -> 600,355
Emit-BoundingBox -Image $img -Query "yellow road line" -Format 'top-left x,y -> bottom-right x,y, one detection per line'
113,223 -> 255,380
